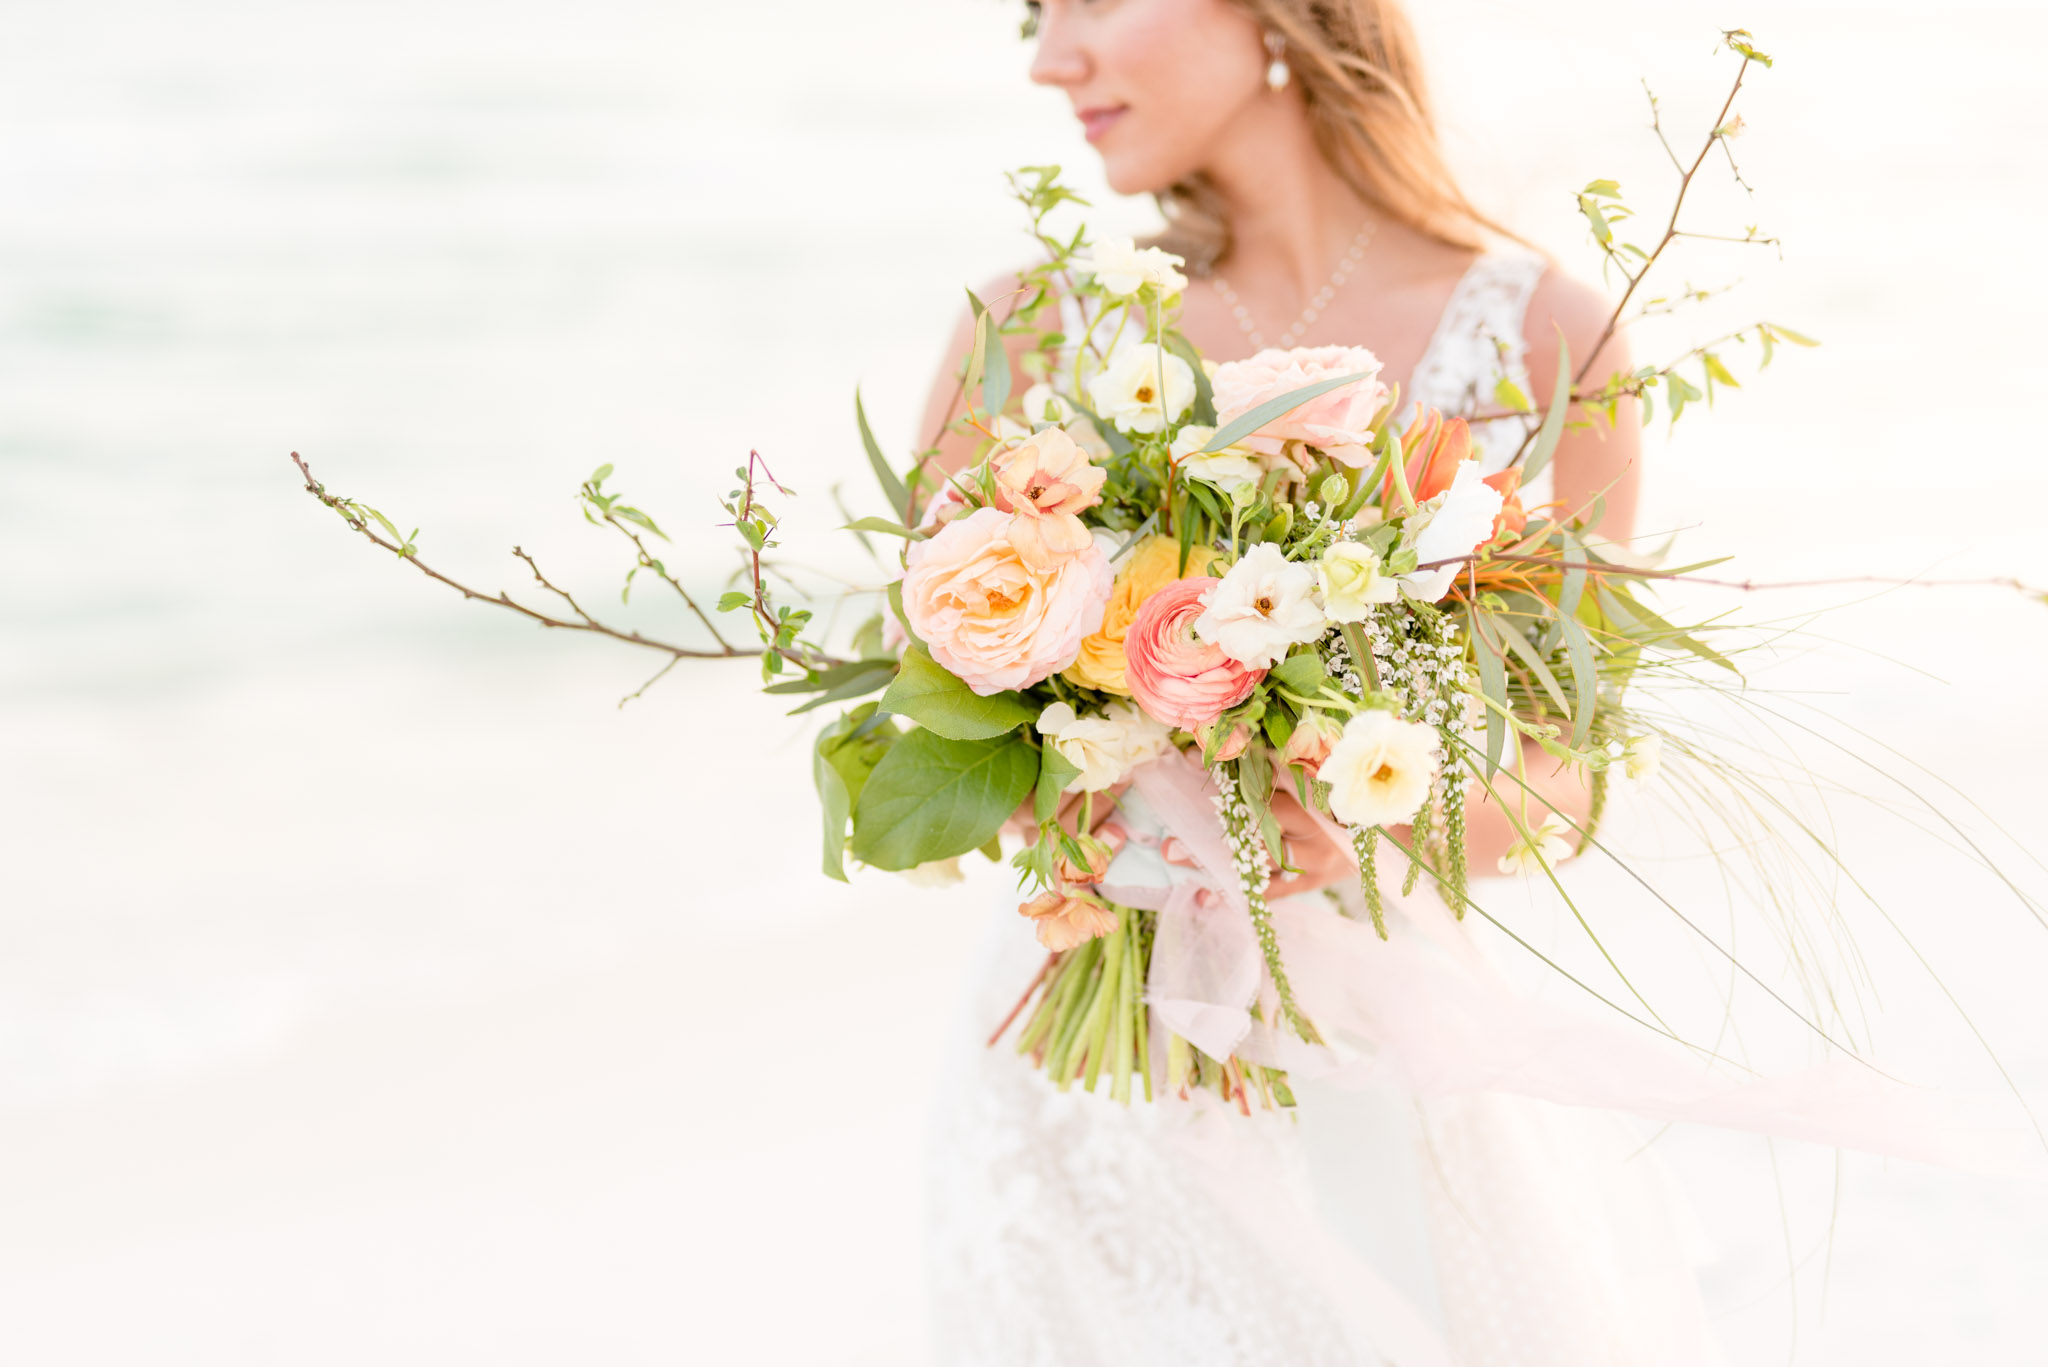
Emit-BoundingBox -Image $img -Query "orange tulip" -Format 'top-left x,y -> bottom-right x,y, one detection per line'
1386,408 -> 1473,506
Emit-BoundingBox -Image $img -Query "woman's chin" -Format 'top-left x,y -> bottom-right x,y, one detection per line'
1097,152 -> 1179,199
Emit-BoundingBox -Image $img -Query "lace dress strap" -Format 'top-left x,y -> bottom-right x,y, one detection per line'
1405,252 -> 1549,477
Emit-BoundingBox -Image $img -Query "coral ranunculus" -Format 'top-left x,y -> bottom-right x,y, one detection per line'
901,507 -> 1112,696
1065,534 -> 1215,695
1123,576 -> 1265,732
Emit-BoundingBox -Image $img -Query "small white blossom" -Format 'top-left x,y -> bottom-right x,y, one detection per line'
1624,733 -> 1663,782
898,857 -> 967,888
1498,814 -> 1576,877
1088,344 -> 1196,435
1322,709 -> 1439,828
1193,543 -> 1326,669
1076,236 -> 1189,299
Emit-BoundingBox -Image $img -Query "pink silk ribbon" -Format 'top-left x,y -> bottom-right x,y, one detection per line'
1098,748 -> 2044,1180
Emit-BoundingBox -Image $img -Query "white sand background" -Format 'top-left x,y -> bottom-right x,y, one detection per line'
3,1 -> 2046,1362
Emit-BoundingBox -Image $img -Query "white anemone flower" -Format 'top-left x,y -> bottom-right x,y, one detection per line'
1497,814 -> 1577,876
1077,236 -> 1189,299
1399,460 -> 1504,601
1087,344 -> 1196,436
1322,710 -> 1439,828
1036,701 -> 1174,793
1192,542 -> 1327,670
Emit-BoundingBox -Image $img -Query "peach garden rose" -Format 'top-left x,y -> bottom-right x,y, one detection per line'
901,507 -> 1112,696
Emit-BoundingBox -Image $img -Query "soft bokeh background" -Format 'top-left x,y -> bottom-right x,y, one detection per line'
4,1 -> 2045,1362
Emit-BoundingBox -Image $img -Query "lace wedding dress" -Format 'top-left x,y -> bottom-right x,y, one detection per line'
923,254 -> 1723,1367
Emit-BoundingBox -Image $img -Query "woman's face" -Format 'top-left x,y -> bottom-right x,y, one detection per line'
1027,0 -> 1271,195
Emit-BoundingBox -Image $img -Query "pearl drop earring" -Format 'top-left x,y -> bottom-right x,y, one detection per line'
1264,32 -> 1291,92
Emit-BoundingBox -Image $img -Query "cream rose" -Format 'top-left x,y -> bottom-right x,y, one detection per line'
1036,701 -> 1174,793
1322,709 -> 1439,828
900,507 -> 1112,696
1316,541 -> 1398,622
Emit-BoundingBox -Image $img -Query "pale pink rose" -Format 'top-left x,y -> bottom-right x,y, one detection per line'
1123,577 -> 1265,732
992,428 -> 1105,570
901,507 -> 1112,696
1209,345 -> 1390,468
1019,890 -> 1119,951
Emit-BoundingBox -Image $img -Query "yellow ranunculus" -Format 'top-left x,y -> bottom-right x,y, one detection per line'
1064,534 -> 1214,695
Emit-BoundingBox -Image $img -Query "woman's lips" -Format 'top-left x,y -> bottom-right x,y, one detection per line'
1078,106 -> 1127,143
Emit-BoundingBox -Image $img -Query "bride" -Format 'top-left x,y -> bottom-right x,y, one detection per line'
912,2 -> 1723,1364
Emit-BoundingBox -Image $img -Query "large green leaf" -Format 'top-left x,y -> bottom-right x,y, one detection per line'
813,704 -> 890,882
879,645 -> 1039,739
1035,743 -> 1081,823
851,730 -> 1039,870
1201,372 -> 1368,453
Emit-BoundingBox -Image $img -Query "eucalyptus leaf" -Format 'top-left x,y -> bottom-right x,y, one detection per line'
851,730 -> 1039,871
842,516 -> 923,540
1519,329 -> 1572,485
856,389 -> 910,522
1470,610 -> 1510,776
1165,332 -> 1217,426
1558,614 -> 1599,748
1201,372 -> 1367,453
980,306 -> 1011,418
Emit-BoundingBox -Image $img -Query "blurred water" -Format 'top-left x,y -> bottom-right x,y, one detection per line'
3,2 -> 2047,1363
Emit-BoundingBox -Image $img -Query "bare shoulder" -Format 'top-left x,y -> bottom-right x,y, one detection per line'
1523,263 -> 1627,384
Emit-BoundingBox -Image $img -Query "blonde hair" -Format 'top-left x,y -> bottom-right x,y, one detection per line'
1158,0 -> 1515,271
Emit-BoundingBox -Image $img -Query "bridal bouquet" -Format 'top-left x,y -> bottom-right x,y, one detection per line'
751,161 -> 1733,1111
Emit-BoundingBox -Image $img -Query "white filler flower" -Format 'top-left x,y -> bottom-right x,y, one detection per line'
1037,701 -> 1174,793
1077,236 -> 1189,299
1623,733 -> 1663,782
1316,541 -> 1398,622
1193,542 -> 1327,670
1323,709 -> 1440,828
1170,425 -> 1263,495
1088,344 -> 1195,436
1399,460 -> 1504,601
1498,814 -> 1576,876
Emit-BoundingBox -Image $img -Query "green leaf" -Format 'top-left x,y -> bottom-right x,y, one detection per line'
716,590 -> 751,613
814,704 -> 888,882
980,306 -> 1011,419
1520,329 -> 1573,485
1469,609 -> 1510,777
1702,353 -> 1742,389
1493,377 -> 1533,414
851,730 -> 1039,870
842,516 -> 923,540
1497,623 -> 1572,718
1165,332 -> 1217,426
879,645 -> 1038,739
855,388 -> 911,522
1558,614 -> 1599,748
785,664 -> 897,715
962,289 -> 990,406
1582,178 -> 1622,198
1767,323 -> 1820,347
1201,372 -> 1369,453
1270,651 -> 1326,696
886,578 -> 924,650
1035,743 -> 1081,823
589,463 -> 614,485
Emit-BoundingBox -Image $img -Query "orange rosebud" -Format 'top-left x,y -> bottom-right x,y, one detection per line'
1195,719 -> 1253,763
1018,890 -> 1119,952
1055,827 -> 1127,886
1482,466 -> 1527,541
1278,710 -> 1345,778
1386,408 -> 1473,506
